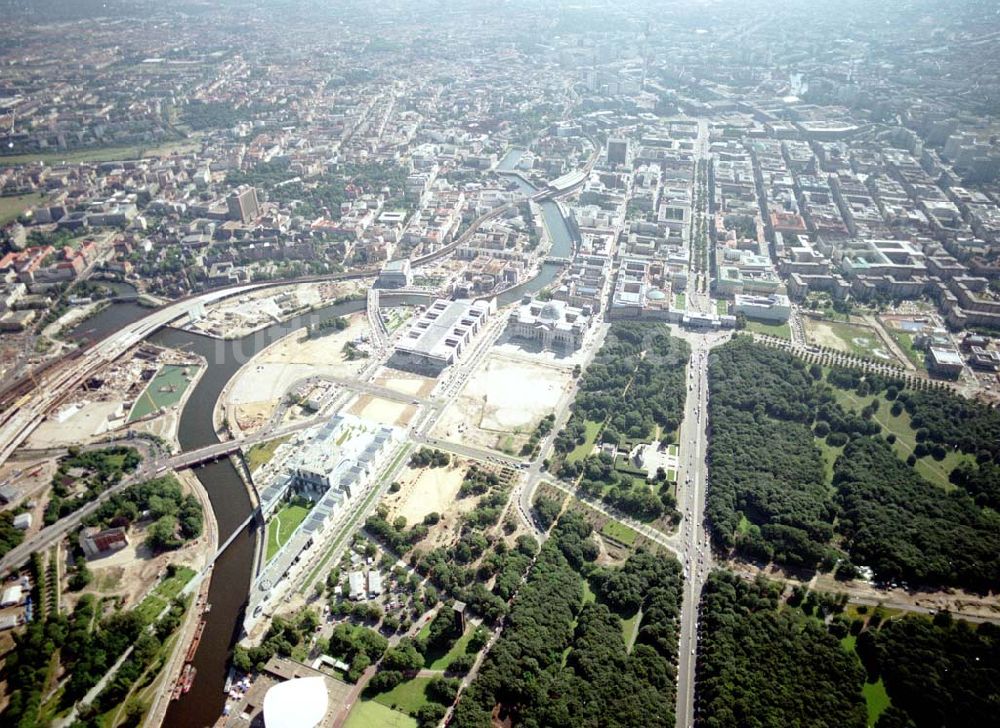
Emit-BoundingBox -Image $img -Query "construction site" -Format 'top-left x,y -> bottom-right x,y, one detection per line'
24,343 -> 204,448
177,280 -> 370,339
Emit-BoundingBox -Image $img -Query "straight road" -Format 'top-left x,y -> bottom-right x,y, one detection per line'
674,336 -> 715,728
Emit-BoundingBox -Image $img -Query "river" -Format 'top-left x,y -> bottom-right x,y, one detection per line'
495,150 -> 577,303
152,299 -> 366,727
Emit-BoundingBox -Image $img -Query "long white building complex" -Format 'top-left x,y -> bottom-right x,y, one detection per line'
392,297 -> 495,373
246,414 -> 402,631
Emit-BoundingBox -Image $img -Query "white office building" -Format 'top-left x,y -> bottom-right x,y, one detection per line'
393,297 -> 495,373
733,293 -> 792,322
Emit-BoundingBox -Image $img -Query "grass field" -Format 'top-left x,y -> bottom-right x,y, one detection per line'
600,519 -> 638,546
744,318 -> 791,339
0,193 -> 44,225
814,437 -> 845,484
265,504 -> 310,562
425,626 -> 475,670
566,419 -> 602,464
888,329 -> 927,370
246,435 -> 291,473
863,678 -> 892,725
135,566 -> 196,625
0,138 -> 202,166
715,299 -> 729,316
674,292 -> 686,309
804,319 -> 892,361
128,365 -> 197,422
620,610 -> 640,649
827,387 -> 971,490
371,677 -> 432,715
344,700 -> 417,728
582,579 -> 596,605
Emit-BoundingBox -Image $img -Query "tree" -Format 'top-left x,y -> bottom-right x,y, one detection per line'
146,515 -> 180,551
533,495 -> 561,529
416,703 -> 447,728
68,556 -> 92,591
382,638 -> 423,672
367,670 -> 404,693
427,676 -> 461,704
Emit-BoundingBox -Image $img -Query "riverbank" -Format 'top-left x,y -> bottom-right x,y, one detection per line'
145,471 -> 217,728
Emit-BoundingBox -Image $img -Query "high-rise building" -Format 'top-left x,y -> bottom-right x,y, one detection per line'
227,185 -> 260,223
607,138 -> 630,167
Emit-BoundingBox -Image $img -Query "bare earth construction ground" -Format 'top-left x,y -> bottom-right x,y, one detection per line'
431,352 -> 574,454
227,312 -> 371,431
347,394 -> 416,428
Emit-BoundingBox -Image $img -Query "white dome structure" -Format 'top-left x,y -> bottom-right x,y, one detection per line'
263,676 -> 329,728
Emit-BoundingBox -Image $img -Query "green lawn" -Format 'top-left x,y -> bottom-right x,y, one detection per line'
600,519 -> 638,546
0,193 -> 44,225
0,138 -> 201,166
888,330 -> 927,371
344,700 -> 417,728
814,437 -> 845,485
425,626 -> 475,670
128,365 -> 198,422
862,678 -> 892,726
582,579 -> 596,605
152,566 -> 196,601
134,567 -> 195,625
566,420 -> 602,464
827,387 -> 971,490
266,504 -> 310,562
805,319 -> 894,361
620,611 -> 641,650
715,299 -> 729,316
246,435 -> 291,473
371,677 -> 432,715
744,318 -> 791,340
674,292 -> 686,309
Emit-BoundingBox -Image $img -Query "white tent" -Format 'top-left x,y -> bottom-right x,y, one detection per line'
262,676 -> 328,728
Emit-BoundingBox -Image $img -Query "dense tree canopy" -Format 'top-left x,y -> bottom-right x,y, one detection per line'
555,322 -> 689,453
695,571 -> 867,728
834,438 -> 1000,589
706,339 -> 834,566
868,617 -> 1000,727
899,389 -> 1000,463
706,339 -> 1000,590
452,514 -> 682,728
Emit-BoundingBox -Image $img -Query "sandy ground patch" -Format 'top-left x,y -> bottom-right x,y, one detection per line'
372,367 -> 437,398
227,312 -> 370,407
391,463 -> 468,525
26,399 -> 127,447
432,353 -> 573,452
233,401 -> 278,433
804,318 -> 853,352
347,395 -> 416,428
